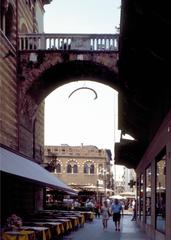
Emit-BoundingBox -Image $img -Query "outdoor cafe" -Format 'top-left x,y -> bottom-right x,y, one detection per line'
0,147 -> 94,240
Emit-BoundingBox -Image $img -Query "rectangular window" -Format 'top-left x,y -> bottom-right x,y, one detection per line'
155,148 -> 166,233
145,165 -> 152,224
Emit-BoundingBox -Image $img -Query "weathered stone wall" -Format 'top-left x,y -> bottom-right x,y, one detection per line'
0,31 -> 18,150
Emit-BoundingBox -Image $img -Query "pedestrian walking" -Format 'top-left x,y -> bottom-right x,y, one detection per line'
111,198 -> 123,231
131,199 -> 136,221
101,201 -> 110,229
95,201 -> 101,218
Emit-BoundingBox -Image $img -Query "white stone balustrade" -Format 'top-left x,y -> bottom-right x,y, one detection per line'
19,33 -> 119,51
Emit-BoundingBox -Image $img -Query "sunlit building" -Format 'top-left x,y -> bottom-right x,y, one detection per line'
44,144 -> 114,197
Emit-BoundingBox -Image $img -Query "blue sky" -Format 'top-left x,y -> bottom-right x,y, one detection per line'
44,0 -> 121,34
44,0 -> 121,162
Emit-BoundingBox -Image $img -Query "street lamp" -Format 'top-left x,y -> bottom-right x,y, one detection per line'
96,180 -> 99,202
100,169 -> 108,200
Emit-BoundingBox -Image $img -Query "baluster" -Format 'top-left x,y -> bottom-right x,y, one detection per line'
95,38 -> 97,50
23,37 -> 26,50
61,38 -> 63,49
107,39 -> 109,50
112,38 -> 115,50
67,38 -> 69,49
90,39 -> 93,50
54,38 -> 56,49
28,37 -> 32,50
63,38 -> 66,50
52,38 -> 55,49
60,38 -> 63,49
103,38 -> 105,50
62,38 -> 64,49
114,37 -> 117,50
56,38 -> 58,49
39,35 -> 46,49
93,38 -> 95,50
109,38 -> 112,50
100,38 -> 102,50
67,38 -> 69,50
97,39 -> 99,50
36,36 -> 40,49
50,38 -> 52,48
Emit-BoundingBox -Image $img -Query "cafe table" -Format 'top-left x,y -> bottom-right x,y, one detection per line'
64,213 -> 85,226
49,218 -> 72,232
58,216 -> 79,229
2,230 -> 35,240
20,226 -> 49,240
32,221 -> 64,237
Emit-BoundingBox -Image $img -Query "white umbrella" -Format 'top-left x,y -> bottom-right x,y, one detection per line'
120,191 -> 135,198
109,195 -> 126,200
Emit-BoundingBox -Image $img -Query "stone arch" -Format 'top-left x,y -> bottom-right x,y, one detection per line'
20,59 -> 119,125
56,163 -> 61,173
6,5 -> 13,38
28,60 -> 119,105
18,57 -> 119,160
1,1 -> 15,40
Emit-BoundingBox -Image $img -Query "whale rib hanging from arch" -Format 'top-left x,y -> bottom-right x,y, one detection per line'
68,87 -> 98,100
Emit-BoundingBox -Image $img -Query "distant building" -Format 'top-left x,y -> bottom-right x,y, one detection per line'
122,167 -> 136,192
44,144 -> 114,197
114,165 -> 136,195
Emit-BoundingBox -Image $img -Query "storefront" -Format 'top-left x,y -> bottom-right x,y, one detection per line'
136,111 -> 171,240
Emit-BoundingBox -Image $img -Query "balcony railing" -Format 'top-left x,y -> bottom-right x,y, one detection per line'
19,33 -> 119,51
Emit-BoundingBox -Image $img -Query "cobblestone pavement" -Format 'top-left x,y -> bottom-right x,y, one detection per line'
65,215 -> 152,240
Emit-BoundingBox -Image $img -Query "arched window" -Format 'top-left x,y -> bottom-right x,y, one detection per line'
20,22 -> 28,33
84,163 -> 89,174
67,164 -> 72,173
73,164 -> 78,173
5,3 -> 14,40
90,164 -> 94,174
56,163 -> 61,173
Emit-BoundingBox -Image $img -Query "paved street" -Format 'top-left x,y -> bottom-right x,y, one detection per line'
65,215 -> 152,240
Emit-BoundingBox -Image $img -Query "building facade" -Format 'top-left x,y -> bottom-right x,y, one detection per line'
115,1 -> 171,239
0,0 -> 74,225
44,144 -> 114,197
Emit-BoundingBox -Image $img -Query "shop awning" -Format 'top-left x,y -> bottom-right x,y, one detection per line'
0,147 -> 76,195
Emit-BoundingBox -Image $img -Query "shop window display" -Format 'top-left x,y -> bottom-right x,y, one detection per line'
145,165 -> 152,224
155,151 -> 166,233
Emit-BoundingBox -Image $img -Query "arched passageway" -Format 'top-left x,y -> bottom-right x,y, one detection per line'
18,58 -> 119,162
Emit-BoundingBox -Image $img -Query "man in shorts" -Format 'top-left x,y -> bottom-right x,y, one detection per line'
111,198 -> 123,231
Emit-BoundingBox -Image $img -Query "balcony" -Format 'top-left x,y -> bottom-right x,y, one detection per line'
18,33 -> 119,51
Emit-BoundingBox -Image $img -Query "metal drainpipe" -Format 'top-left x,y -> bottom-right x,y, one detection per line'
16,0 -> 20,151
